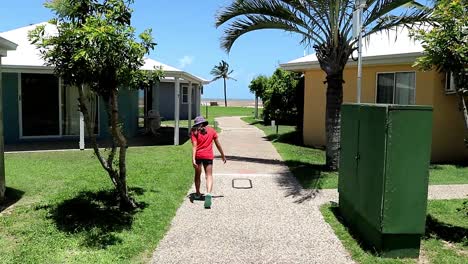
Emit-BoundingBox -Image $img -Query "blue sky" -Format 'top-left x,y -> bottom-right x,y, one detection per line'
0,0 -> 308,99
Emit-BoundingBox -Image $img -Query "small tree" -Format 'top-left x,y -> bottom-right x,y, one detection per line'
210,60 -> 236,107
262,69 -> 301,125
30,0 -> 160,209
249,75 -> 269,100
412,0 -> 468,145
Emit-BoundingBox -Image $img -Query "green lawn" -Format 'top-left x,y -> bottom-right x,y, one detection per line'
162,106 -> 257,129
321,199 -> 468,263
0,144 -> 193,263
241,117 -> 468,189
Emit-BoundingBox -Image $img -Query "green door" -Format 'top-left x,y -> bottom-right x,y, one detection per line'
381,107 -> 432,234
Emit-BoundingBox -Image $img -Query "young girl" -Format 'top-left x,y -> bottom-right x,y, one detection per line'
191,116 -> 226,208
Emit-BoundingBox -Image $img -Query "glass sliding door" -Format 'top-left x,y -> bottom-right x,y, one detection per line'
21,73 -> 60,137
61,85 -> 99,136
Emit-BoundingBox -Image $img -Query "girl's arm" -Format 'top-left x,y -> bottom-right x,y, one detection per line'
192,137 -> 198,168
214,138 -> 226,163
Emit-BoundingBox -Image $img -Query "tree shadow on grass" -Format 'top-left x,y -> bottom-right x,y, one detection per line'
0,187 -> 25,213
265,130 -> 304,146
36,188 -> 147,249
285,161 -> 330,189
425,215 -> 468,246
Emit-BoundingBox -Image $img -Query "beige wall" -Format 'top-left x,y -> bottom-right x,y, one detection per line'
303,64 -> 468,163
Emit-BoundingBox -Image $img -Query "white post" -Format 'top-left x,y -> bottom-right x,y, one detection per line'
174,77 -> 180,145
79,84 -> 85,150
0,56 -> 5,201
196,85 -> 201,116
79,112 -> 85,150
357,21 -> 363,104
188,81 -> 192,133
254,95 -> 259,119
355,1 -> 366,104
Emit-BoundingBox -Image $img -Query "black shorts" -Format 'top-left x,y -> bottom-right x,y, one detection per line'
196,159 -> 213,166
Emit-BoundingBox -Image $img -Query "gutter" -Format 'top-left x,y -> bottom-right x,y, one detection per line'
280,52 -> 423,72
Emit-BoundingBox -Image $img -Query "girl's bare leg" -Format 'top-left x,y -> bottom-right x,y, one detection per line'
203,164 -> 213,193
194,164 -> 202,196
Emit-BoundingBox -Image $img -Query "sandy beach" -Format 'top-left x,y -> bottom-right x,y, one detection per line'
201,98 -> 263,107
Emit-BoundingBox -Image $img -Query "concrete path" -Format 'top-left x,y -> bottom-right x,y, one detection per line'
151,117 -> 468,264
151,117 -> 354,264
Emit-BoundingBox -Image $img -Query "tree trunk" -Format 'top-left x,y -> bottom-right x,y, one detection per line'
224,78 -> 227,107
77,85 -> 136,210
457,93 -> 468,147
454,72 -> 468,147
109,89 -> 136,210
325,73 -> 344,171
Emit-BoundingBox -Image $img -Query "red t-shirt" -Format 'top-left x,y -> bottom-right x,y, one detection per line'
191,126 -> 218,160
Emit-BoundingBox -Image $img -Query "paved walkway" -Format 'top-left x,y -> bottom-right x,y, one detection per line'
151,117 -> 468,264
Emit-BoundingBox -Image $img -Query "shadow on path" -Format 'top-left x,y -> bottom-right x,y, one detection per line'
219,155 -> 284,166
275,172 -> 322,204
215,156 -> 328,203
35,188 -> 147,249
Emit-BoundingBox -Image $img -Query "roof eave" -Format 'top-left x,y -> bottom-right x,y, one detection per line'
281,52 -> 423,72
0,37 -> 18,52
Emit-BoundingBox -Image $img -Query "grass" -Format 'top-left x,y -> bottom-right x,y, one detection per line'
162,106 -> 257,129
321,199 -> 468,263
0,144 -> 194,263
241,117 -> 468,189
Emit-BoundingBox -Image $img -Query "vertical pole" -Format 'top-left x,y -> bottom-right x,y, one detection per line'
197,86 -> 201,116
0,56 -> 5,202
356,5 -> 364,104
188,81 -> 192,134
256,96 -> 259,118
79,112 -> 85,150
79,85 -> 85,150
174,77 -> 180,145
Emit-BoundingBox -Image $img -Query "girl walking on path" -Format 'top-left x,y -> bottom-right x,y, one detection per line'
191,116 -> 226,208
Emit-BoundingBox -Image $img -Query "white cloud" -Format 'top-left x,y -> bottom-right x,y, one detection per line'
178,55 -> 194,69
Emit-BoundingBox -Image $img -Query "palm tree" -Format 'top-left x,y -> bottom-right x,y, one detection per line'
216,0 -> 429,170
211,60 -> 237,107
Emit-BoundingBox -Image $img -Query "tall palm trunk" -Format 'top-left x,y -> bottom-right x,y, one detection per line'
325,73 -> 344,170
224,77 -> 227,107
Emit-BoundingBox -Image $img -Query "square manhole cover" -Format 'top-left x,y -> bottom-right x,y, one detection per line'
232,178 -> 252,189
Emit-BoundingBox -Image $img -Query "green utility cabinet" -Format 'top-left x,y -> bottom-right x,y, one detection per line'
338,104 -> 433,258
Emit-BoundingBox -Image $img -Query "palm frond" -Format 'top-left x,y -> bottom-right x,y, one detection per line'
211,76 -> 223,82
220,14 -> 323,52
364,0 -> 430,27
216,0 -> 330,52
363,10 -> 430,40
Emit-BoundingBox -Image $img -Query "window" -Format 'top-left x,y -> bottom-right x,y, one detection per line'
181,86 -> 188,104
376,72 -> 415,105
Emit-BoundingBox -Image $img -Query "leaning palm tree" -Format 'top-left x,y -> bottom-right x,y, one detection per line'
216,0 -> 429,170
211,60 -> 237,107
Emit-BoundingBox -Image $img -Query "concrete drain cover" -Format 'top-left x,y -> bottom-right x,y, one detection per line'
232,178 -> 252,189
